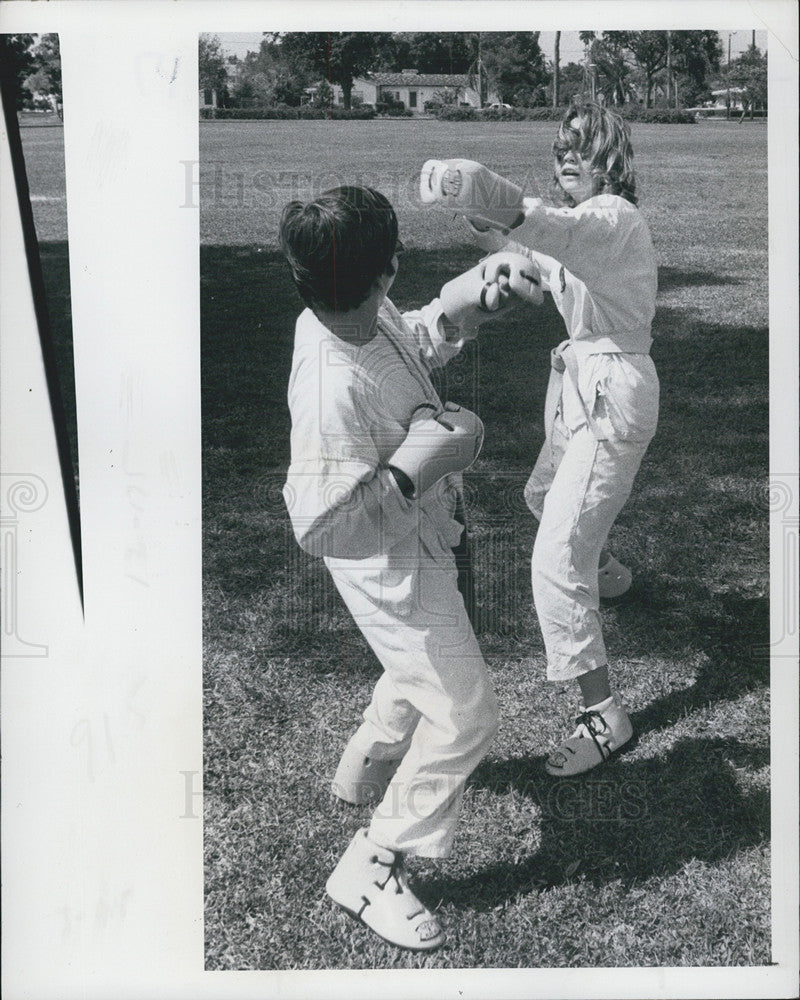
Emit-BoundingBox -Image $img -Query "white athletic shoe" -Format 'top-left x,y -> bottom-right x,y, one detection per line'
331,735 -> 402,805
545,695 -> 634,777
598,554 -> 633,600
326,829 -> 445,951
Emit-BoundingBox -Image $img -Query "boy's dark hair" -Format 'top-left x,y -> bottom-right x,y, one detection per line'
550,99 -> 638,207
279,186 -> 399,313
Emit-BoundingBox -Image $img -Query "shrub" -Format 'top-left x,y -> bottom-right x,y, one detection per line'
430,103 -> 695,124
376,95 -> 411,116
480,106 -> 528,122
611,104 -> 696,124
435,105 -> 572,122
636,108 -> 696,124
437,106 -> 479,122
200,106 -> 300,120
376,104 -> 412,117
328,106 -> 376,120
200,105 -> 376,122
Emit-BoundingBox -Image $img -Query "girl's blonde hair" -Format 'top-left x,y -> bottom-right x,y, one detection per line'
551,100 -> 638,206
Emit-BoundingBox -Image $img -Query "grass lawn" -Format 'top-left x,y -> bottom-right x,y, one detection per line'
24,117 -> 771,970
200,119 -> 770,969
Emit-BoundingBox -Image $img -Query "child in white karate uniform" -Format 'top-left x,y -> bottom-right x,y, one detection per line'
280,186 -> 541,949
427,101 -> 659,776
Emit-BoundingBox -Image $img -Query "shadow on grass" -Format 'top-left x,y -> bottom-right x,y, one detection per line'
35,241 -> 79,480
203,240 -> 769,690
657,266 -> 743,290
612,583 -> 769,716
439,734 -> 768,909
202,246 -> 768,479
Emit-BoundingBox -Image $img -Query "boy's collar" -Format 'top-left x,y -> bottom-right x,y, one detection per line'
307,307 -> 382,346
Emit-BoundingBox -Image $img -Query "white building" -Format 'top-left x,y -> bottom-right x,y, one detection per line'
199,87 -> 218,110
333,70 -> 499,114
685,87 -> 752,118
709,87 -> 746,111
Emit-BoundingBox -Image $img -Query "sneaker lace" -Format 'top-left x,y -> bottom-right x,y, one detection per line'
372,854 -> 426,920
574,709 -> 611,760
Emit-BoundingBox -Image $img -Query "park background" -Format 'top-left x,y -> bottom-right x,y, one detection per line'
198,29 -> 768,120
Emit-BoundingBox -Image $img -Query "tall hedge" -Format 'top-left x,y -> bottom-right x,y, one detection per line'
199,104 -> 696,124
437,104 -> 696,124
200,105 -> 376,121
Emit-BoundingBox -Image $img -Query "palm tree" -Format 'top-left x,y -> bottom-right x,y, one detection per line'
553,31 -> 561,108
467,32 -> 486,108
579,31 -> 597,100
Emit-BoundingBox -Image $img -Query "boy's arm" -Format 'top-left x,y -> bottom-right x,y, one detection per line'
283,382 -> 482,559
398,251 -> 543,371
395,299 -> 474,372
284,454 -> 419,559
283,377 -> 419,559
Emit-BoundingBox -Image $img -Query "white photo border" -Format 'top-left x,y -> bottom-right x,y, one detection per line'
1,2 -> 797,998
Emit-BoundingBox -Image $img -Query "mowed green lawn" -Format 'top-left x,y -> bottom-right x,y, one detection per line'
211,118 -> 768,971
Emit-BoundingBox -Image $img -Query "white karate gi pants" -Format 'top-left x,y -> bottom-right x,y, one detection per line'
327,531 -> 498,859
525,347 -> 655,681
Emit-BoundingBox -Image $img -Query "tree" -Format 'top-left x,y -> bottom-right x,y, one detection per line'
372,33 -> 411,72
281,33 -> 377,109
227,35 -> 305,107
406,31 -> 477,76
728,44 -> 767,118
481,32 -> 548,106
0,34 -> 37,110
431,86 -> 463,107
574,30 -> 721,109
579,31 -> 599,100
556,62 -> 589,104
310,79 -> 333,109
623,31 -> 669,107
552,31 -> 561,108
590,31 -> 635,105
271,73 -> 307,108
23,33 -> 62,114
670,30 -> 722,107
369,31 -> 478,76
466,33 -> 487,107
199,33 -> 229,101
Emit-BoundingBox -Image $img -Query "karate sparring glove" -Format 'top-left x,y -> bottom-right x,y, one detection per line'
439,251 -> 543,331
389,402 -> 484,499
420,158 -> 526,231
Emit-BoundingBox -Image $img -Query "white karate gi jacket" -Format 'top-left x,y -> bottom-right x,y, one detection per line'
283,298 -> 476,571
480,193 -> 660,443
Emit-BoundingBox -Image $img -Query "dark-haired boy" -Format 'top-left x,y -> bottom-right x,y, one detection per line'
279,186 -> 541,949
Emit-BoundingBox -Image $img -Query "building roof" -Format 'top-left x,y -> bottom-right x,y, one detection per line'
362,72 -> 472,88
